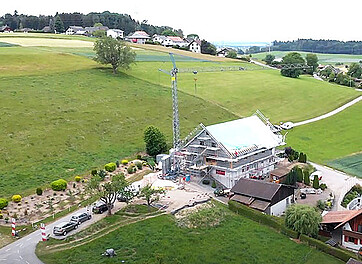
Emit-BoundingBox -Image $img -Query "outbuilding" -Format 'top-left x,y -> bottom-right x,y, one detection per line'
230,177 -> 294,216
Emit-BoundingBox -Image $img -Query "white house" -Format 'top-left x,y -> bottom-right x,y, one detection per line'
152,34 -> 167,44
179,113 -> 284,189
126,31 -> 150,44
230,178 -> 294,216
187,39 -> 201,53
66,26 -> 86,35
107,29 -> 124,39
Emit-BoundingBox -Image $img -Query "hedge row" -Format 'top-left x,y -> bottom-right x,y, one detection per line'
228,200 -> 283,231
281,226 -> 299,239
300,234 -> 358,262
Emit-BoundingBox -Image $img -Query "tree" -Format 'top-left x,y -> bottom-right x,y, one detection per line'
306,53 -> 319,74
281,52 -> 305,78
138,184 -> 165,209
144,126 -> 168,157
285,204 -> 322,237
93,37 -> 136,74
296,166 -> 303,183
226,50 -> 237,59
54,14 -> 64,33
348,63 -> 362,78
87,174 -> 129,215
263,54 -> 275,65
201,40 -> 216,55
285,167 -> 297,186
93,22 -> 103,27
161,29 -> 178,36
313,175 -> 320,189
303,169 -> 310,185
187,34 -> 199,40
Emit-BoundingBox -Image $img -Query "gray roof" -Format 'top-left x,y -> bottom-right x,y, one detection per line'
231,178 -> 281,201
68,26 -> 84,31
108,29 -> 124,33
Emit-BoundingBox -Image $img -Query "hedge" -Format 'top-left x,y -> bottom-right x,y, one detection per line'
300,234 -> 358,262
51,179 -> 67,191
104,162 -> 117,172
0,198 -> 8,209
228,200 -> 282,231
281,226 -> 299,239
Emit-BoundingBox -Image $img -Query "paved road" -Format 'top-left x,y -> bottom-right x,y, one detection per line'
0,202 -> 125,264
293,96 -> 362,127
250,59 -> 277,70
311,162 -> 362,211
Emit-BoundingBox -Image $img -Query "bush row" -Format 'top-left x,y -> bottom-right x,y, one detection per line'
300,234 -> 358,262
228,200 -> 282,231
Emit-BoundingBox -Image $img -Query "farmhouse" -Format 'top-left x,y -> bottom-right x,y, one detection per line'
126,31 -> 150,44
152,34 -> 167,44
107,29 -> 124,39
230,178 -> 294,216
66,26 -> 86,35
179,113 -> 284,188
321,209 -> 362,252
187,39 -> 201,53
216,48 -> 236,57
0,25 -> 12,32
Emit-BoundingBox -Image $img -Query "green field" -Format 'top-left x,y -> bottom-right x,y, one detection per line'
252,51 -> 362,64
286,101 -> 362,166
328,153 -> 362,178
0,37 -> 361,197
36,204 -> 342,264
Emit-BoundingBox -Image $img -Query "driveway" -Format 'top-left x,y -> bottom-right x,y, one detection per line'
0,202 -> 126,264
311,162 -> 362,211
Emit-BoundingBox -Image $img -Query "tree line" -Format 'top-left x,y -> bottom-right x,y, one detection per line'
0,10 -> 182,36
271,39 -> 362,55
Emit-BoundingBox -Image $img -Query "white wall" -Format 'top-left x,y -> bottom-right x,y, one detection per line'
269,195 -> 292,216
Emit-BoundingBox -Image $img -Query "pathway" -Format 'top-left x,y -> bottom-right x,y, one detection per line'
293,95 -> 362,127
0,202 -> 126,264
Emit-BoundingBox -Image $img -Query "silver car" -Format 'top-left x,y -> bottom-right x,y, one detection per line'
70,212 -> 91,225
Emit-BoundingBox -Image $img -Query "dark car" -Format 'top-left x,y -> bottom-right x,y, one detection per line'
70,212 -> 91,224
53,221 -> 78,236
214,188 -> 230,197
92,201 -> 110,214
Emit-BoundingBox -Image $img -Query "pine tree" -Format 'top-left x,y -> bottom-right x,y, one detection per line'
313,175 -> 320,189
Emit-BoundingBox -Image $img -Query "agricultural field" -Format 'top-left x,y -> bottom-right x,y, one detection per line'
36,203 -> 342,264
328,153 -> 362,178
252,51 -> 362,65
0,36 -> 361,197
286,101 -> 362,170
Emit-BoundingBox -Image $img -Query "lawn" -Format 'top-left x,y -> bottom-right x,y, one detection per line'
127,61 -> 359,122
286,101 -> 362,166
36,204 -> 342,264
0,37 -> 94,47
327,153 -> 362,178
252,51 -> 362,64
0,58 -> 236,198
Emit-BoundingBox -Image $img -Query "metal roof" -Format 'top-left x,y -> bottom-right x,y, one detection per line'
206,115 -> 282,154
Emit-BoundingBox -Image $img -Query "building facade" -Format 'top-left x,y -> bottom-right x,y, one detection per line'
179,113 -> 284,188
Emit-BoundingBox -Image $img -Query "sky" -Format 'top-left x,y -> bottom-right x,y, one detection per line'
2,0 -> 362,43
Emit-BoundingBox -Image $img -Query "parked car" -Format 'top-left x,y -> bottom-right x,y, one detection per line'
70,212 -> 91,224
53,221 -> 78,236
280,122 -> 294,130
214,188 -> 230,197
92,201 -> 110,214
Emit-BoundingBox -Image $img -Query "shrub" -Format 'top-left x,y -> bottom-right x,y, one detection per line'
73,183 -> 76,188
211,180 -> 217,188
0,214 -> 3,219
36,187 -> 43,196
0,198 -> 8,209
135,161 -> 143,170
50,179 -> 67,191
98,170 -> 107,180
116,160 -> 120,168
127,165 -> 135,174
285,204 -> 321,237
317,200 -> 326,210
74,176 -> 82,182
313,175 -> 320,189
320,183 -> 327,190
91,169 -> 98,176
104,162 -> 117,172
136,154 -> 142,160
202,179 -> 210,185
12,195 -> 22,203
121,159 -> 129,165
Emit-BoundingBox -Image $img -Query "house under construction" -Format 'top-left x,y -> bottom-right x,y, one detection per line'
178,112 -> 285,188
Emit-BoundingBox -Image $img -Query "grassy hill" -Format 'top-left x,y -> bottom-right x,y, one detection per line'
252,51 -> 362,64
0,36 -> 360,196
36,203 -> 343,264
